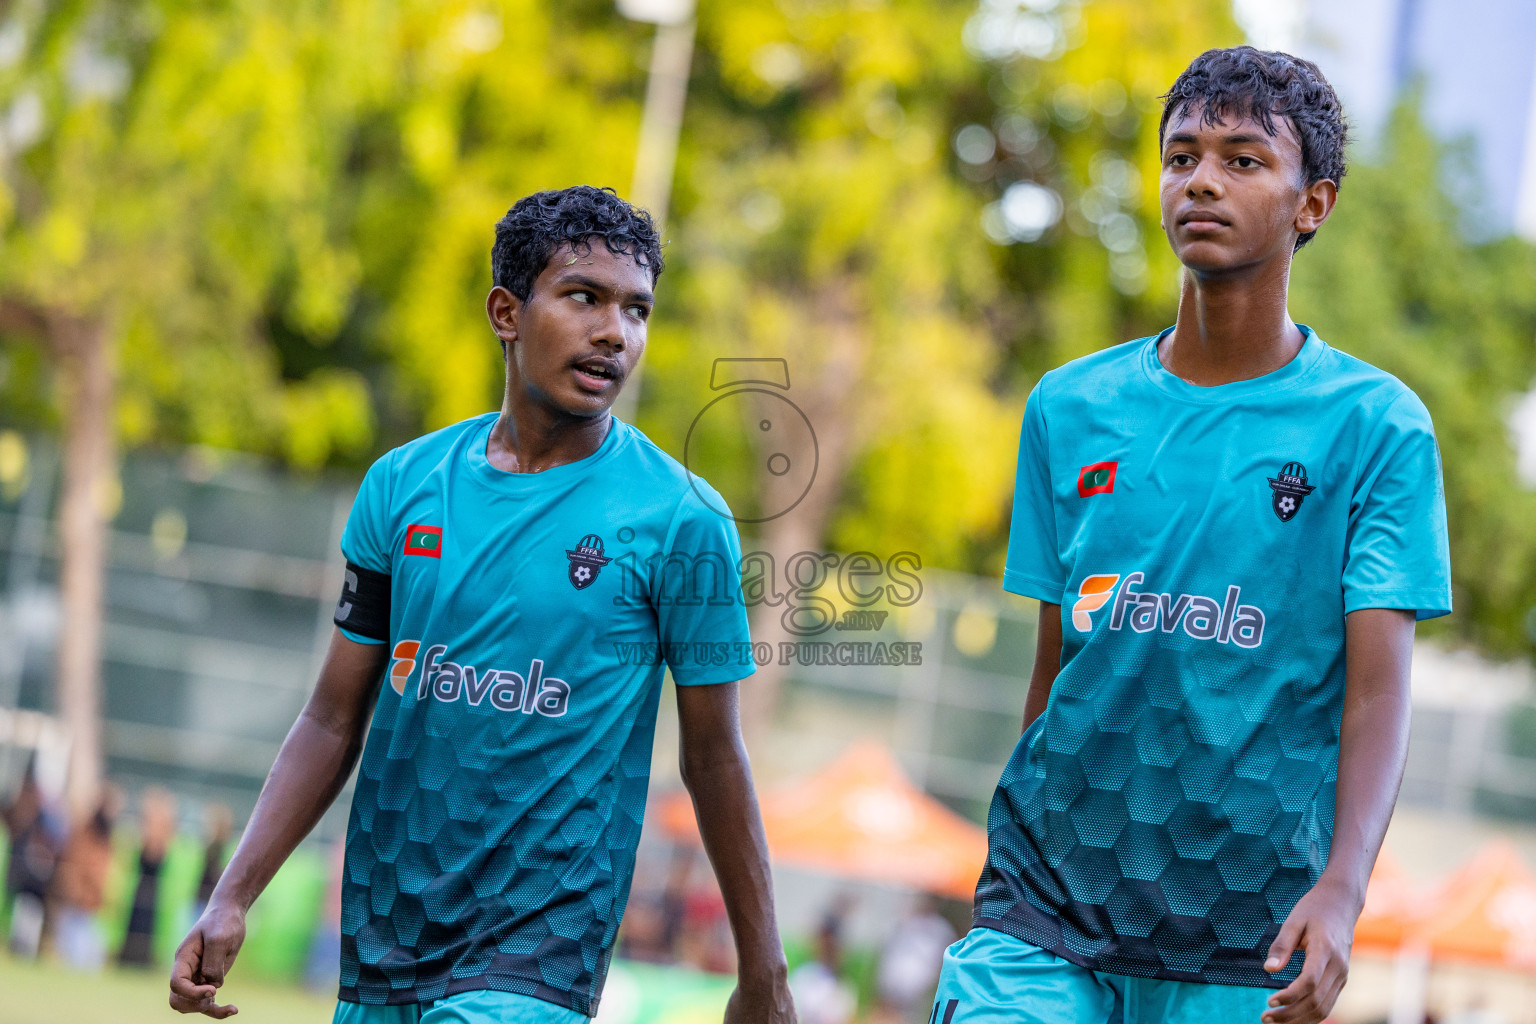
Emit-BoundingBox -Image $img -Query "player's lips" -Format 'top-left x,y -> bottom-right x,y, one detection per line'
570,356 -> 622,393
1178,209 -> 1231,230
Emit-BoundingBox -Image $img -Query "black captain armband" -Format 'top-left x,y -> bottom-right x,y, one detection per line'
334,562 -> 391,642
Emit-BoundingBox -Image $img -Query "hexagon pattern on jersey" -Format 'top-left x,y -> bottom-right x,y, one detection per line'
973,627 -> 1337,989
339,680 -> 661,1014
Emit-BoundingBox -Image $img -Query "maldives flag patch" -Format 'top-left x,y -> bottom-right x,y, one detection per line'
403,524 -> 443,558
1077,462 -> 1118,497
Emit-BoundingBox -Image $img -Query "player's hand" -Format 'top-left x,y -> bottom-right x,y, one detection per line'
1261,875 -> 1359,1024
169,901 -> 247,1018
723,978 -> 797,1024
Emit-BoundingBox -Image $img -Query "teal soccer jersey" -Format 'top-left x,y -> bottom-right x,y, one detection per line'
332,413 -> 752,1014
977,326 -> 1451,988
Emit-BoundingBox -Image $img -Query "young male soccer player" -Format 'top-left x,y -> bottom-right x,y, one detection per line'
934,48 -> 1451,1024
169,186 -> 796,1024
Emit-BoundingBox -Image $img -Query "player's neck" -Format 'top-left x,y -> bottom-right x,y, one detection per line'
1162,258 -> 1303,387
486,395 -> 612,474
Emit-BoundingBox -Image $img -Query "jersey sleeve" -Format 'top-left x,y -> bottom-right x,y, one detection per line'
1002,384 -> 1064,603
337,450 -> 397,645
1342,391 -> 1452,620
656,485 -> 755,686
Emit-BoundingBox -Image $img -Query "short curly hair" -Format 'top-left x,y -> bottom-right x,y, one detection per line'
491,185 -> 664,300
1160,46 -> 1348,249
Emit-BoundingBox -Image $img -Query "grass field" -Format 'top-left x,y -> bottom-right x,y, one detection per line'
0,953 -> 739,1024
0,953 -> 336,1024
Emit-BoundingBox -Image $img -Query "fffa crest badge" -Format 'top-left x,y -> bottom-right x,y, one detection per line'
566,534 -> 611,590
1267,461 -> 1316,522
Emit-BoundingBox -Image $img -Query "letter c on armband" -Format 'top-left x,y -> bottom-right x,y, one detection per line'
334,562 -> 391,641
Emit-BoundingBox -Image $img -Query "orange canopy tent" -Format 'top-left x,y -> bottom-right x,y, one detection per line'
1353,847 -> 1426,954
1413,840 -> 1536,972
657,742 -> 988,899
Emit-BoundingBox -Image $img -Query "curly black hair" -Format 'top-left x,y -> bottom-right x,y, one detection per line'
491,185 -> 664,300
1160,46 -> 1348,249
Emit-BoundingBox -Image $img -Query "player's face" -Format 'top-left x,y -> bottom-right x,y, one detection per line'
488,244 -> 654,418
1158,104 -> 1335,276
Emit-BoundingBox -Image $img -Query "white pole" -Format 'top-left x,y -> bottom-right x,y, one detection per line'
629,16 -> 695,231
613,0 -> 696,422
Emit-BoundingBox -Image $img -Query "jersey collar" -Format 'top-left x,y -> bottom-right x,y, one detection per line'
1141,324 -> 1327,404
465,412 -> 630,489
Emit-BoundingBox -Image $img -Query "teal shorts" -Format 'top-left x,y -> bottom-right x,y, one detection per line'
933,928 -> 1272,1024
332,990 -> 587,1024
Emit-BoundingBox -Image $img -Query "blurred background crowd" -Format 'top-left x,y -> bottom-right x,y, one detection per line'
2,0 -> 1536,1022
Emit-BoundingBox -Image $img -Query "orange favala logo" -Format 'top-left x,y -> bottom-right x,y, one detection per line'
1072,574 -> 1121,632
389,640 -> 420,695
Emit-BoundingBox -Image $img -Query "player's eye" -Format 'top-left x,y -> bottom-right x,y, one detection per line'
625,304 -> 650,321
1233,156 -> 1260,169
1167,153 -> 1194,167
570,290 -> 595,304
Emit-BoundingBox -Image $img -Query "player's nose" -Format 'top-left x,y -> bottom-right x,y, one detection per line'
1186,153 -> 1223,198
590,302 -> 628,351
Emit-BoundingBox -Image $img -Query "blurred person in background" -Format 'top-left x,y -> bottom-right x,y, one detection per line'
3,760 -> 63,959
677,870 -> 736,976
51,783 -> 122,970
872,896 -> 955,1023
120,787 -> 178,967
657,843 -> 695,962
937,46 -> 1451,1024
190,803 -> 232,922
617,845 -> 694,965
615,894 -> 671,964
788,897 -> 856,1024
169,186 -> 794,1024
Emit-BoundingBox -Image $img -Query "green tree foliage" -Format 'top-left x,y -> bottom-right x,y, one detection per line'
338,0 -> 648,439
0,0 -> 374,466
0,0 -> 652,459
1290,105 -> 1536,656
960,0 -> 1239,380
638,0 -> 1019,575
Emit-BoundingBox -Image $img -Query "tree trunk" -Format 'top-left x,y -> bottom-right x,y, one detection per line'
739,280 -> 869,740
50,312 -> 113,818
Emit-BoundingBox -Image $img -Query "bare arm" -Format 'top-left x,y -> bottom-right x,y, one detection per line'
1262,607 -> 1415,1024
1022,602 -> 1063,732
169,629 -> 388,1018
675,682 -> 795,1024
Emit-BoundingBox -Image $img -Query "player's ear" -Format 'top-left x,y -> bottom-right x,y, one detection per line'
1295,177 -> 1337,238
486,286 -> 522,355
